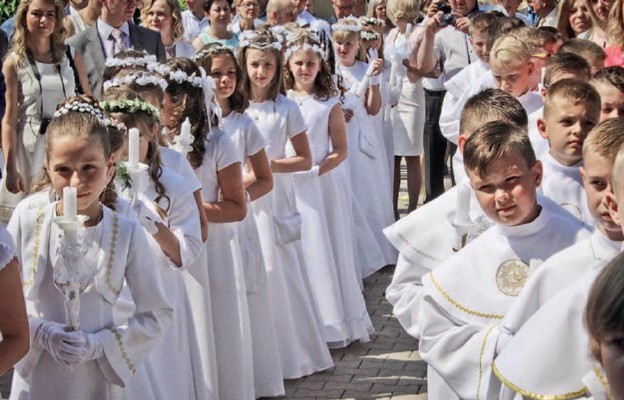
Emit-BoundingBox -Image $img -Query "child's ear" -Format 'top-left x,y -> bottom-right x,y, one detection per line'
527,60 -> 535,77
531,160 -> 543,188
458,134 -> 468,153
540,85 -> 547,99
537,117 -> 548,139
606,191 -> 622,226
580,166 -> 587,184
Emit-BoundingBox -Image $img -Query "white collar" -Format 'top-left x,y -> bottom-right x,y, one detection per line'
543,151 -> 583,175
98,18 -> 130,38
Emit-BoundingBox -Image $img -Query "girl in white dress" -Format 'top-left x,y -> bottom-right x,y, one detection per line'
196,44 -> 285,397
8,96 -> 173,400
238,28 -> 334,378
333,18 -> 397,277
102,88 -> 209,400
162,57 -> 254,400
285,31 -> 374,348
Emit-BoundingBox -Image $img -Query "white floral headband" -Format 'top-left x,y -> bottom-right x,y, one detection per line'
361,17 -> 383,27
332,16 -> 362,32
105,54 -> 157,68
103,72 -> 168,92
53,101 -> 109,125
361,30 -> 380,41
238,31 -> 282,51
284,43 -> 326,61
151,64 -> 204,88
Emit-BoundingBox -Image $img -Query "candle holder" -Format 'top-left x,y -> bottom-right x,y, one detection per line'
52,214 -> 95,331
171,118 -> 194,157
123,162 -> 149,204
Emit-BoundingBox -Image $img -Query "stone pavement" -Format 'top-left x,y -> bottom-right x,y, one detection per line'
282,266 -> 428,400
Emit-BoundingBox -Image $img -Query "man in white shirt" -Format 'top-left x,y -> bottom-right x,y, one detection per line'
181,0 -> 210,41
533,0 -> 557,27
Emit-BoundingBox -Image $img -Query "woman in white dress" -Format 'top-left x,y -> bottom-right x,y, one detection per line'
63,0 -> 100,38
285,31 -> 374,348
385,0 -> 425,215
196,44 -> 286,397
8,96 -> 173,400
1,0 -> 91,222
102,88 -> 209,400
238,28 -> 335,378
142,0 -> 197,59
163,57 -> 254,400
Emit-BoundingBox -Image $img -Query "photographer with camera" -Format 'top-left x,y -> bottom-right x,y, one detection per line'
414,0 -> 480,202
1,0 -> 91,222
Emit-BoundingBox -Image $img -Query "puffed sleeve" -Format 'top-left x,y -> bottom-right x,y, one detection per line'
94,218 -> 174,387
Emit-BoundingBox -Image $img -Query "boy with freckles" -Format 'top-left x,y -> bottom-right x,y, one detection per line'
538,78 -> 601,226
418,121 -> 590,400
490,118 -> 624,400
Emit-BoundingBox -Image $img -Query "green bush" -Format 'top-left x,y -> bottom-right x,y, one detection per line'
0,0 -> 19,25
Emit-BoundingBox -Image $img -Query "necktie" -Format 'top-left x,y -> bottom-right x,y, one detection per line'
110,29 -> 125,57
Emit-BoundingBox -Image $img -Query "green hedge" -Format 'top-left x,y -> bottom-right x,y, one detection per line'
0,0 -> 18,25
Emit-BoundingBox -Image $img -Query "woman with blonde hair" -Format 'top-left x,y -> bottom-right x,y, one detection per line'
579,0 -> 612,47
367,0 -> 393,36
142,0 -> 196,58
0,0 -> 90,222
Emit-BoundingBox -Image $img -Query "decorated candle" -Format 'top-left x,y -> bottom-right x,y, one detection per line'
63,186 -> 77,221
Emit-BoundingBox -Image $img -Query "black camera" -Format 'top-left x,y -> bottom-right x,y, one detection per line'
437,2 -> 455,26
39,117 -> 51,136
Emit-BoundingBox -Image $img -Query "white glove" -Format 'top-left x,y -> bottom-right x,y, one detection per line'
59,331 -> 104,365
34,320 -> 85,366
309,165 -> 320,177
132,198 -> 163,235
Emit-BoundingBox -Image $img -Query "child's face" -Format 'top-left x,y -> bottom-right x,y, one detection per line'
469,31 -> 490,64
48,135 -> 112,219
491,58 -> 534,97
245,48 -> 277,91
581,152 -> 623,239
538,96 -> 600,166
334,37 -> 358,66
288,49 -> 321,91
467,149 -> 543,226
210,55 -> 237,101
599,337 -> 624,400
593,81 -> 624,121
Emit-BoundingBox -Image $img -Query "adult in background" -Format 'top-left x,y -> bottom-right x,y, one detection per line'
328,0 -> 354,23
182,0 -> 210,40
533,0 -> 558,26
416,0 -> 480,202
557,0 -> 592,40
192,0 -> 238,49
142,0 -> 196,58
230,0 -> 264,35
266,0 -> 296,26
67,0 -> 166,97
63,0 -> 102,37
367,0 -> 393,36
1,0 -> 91,221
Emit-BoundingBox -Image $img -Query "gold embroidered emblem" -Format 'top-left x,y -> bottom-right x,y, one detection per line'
496,259 -> 529,296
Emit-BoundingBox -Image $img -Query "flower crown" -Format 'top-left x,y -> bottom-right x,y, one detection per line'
361,30 -> 381,41
239,30 -> 282,51
361,17 -> 383,27
193,43 -> 236,61
105,54 -> 158,68
332,16 -> 362,32
151,64 -> 204,88
103,71 -> 168,92
284,42 -> 327,61
107,117 -> 128,133
101,98 -> 160,122
53,101 -> 109,124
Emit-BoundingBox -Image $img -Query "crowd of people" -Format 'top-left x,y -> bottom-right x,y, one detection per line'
0,0 -> 624,398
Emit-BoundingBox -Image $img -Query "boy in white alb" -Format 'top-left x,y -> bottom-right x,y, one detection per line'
418,121 -> 591,399
490,118 -> 624,400
527,52 -> 591,160
537,78 -> 601,226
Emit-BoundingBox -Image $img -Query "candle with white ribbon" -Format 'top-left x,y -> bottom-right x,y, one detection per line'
63,186 -> 77,221
128,128 -> 140,169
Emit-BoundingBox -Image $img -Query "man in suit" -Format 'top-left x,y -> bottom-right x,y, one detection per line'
67,0 -> 166,98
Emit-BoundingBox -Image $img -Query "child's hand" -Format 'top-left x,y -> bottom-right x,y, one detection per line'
370,58 -> 384,77
343,108 -> 354,123
5,169 -> 24,194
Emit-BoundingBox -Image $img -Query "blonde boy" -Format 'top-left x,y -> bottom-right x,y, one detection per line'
491,117 -> 624,399
538,78 -> 601,225
419,121 -> 590,400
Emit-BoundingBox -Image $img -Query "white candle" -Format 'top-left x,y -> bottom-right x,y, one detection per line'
455,183 -> 471,225
128,128 -> 140,169
181,118 -> 191,138
63,186 -> 77,221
